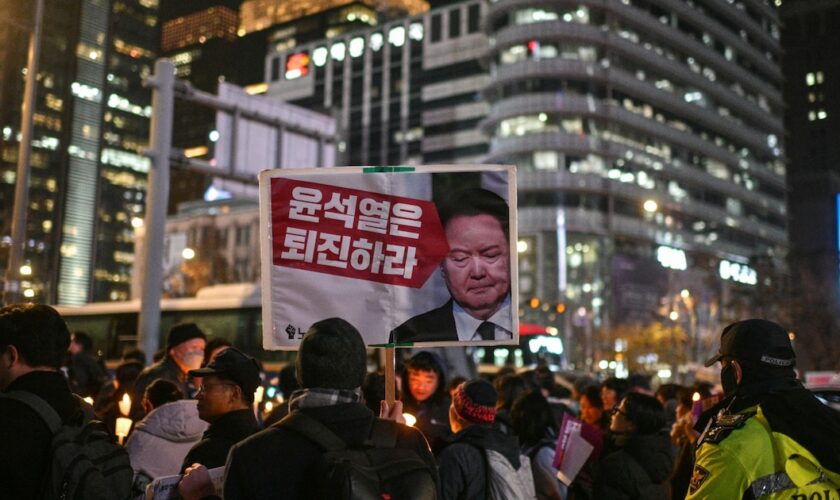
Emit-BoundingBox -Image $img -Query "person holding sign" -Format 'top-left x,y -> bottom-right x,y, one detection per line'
222,318 -> 438,499
391,188 -> 513,343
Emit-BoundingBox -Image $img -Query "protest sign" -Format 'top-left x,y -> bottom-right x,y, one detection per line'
144,467 -> 225,500
258,165 -> 517,348
553,413 -> 604,485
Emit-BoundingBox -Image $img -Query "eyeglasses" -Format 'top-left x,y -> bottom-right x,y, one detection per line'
610,406 -> 628,417
196,382 -> 236,394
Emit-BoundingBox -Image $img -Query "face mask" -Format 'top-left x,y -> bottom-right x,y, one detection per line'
178,351 -> 204,371
721,362 -> 738,396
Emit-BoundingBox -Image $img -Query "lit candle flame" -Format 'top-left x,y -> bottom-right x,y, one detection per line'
118,393 -> 131,417
692,392 -> 701,402
254,386 -> 264,404
402,413 -> 417,427
264,401 -> 274,413
83,397 -> 94,405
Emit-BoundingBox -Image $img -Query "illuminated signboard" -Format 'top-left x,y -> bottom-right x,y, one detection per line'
285,52 -> 310,80
656,245 -> 687,271
719,259 -> 757,285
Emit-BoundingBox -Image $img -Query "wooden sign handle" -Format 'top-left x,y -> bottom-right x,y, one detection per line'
384,347 -> 396,406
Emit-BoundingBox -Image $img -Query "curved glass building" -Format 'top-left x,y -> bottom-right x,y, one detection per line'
481,0 -> 786,362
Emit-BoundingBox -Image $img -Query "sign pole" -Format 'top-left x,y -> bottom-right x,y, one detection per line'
384,347 -> 396,406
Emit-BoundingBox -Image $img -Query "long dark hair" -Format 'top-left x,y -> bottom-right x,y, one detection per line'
511,391 -> 556,447
622,392 -> 666,435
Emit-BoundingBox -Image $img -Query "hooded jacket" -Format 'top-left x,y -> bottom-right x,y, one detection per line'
402,351 -> 452,451
125,400 -> 208,479
592,431 -> 674,500
438,422 -> 524,500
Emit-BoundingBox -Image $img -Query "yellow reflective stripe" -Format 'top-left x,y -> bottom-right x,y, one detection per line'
749,470 -> 795,498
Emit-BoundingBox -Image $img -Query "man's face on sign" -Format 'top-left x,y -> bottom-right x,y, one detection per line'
442,214 -> 510,320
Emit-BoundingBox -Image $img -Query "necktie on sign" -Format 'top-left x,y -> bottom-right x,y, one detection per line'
477,321 -> 495,341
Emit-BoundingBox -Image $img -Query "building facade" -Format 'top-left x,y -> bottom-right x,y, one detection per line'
0,0 -> 159,304
780,0 -> 840,370
265,0 -> 787,369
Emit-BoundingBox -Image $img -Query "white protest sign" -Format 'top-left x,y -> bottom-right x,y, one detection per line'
258,165 -> 518,348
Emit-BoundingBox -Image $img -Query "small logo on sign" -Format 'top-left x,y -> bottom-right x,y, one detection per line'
285,324 -> 303,340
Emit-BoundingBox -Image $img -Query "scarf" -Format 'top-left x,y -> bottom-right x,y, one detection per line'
288,387 -> 362,412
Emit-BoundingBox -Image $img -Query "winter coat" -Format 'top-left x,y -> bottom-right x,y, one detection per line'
180,408 -> 260,472
125,400 -> 208,479
592,432 -> 673,500
224,402 -> 438,500
437,422 -> 525,500
524,437 -> 566,500
0,371 -> 83,500
132,356 -> 190,418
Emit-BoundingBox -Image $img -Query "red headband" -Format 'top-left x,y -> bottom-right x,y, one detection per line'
453,383 -> 496,424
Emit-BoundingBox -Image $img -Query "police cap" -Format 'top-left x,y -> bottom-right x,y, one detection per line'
704,319 -> 795,368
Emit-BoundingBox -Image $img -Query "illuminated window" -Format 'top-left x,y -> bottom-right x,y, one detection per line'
285,52 -> 310,79
312,46 -> 328,66
330,42 -> 345,61
71,82 -> 102,102
389,26 -> 405,47
349,37 -> 364,58
408,22 -> 423,41
370,33 -> 383,51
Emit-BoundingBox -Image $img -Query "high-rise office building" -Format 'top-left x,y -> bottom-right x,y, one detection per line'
0,0 -> 159,304
267,0 -> 787,366
780,0 -> 840,370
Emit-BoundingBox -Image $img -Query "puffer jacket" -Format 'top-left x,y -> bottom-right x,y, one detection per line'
125,400 -> 207,479
593,431 -> 674,500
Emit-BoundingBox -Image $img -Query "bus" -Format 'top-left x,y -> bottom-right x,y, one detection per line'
54,283 -> 292,365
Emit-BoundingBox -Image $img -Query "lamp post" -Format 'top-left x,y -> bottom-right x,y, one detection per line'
3,0 -> 44,305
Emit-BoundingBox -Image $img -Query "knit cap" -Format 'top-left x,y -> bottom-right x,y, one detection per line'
452,378 -> 497,424
166,323 -> 206,351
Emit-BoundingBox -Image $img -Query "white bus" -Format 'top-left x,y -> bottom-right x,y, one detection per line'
53,284 -> 290,364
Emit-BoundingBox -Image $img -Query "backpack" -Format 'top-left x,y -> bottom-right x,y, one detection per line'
482,447 -> 537,500
280,411 -> 437,500
1,391 -> 134,500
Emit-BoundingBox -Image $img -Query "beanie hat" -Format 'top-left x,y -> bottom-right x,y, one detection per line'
452,379 -> 497,424
167,323 -> 206,351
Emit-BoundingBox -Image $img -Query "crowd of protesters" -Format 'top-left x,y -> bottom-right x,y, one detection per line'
2,303 -> 839,499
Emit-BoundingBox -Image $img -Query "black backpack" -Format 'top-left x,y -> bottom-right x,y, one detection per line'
1,391 -> 134,500
280,411 -> 438,500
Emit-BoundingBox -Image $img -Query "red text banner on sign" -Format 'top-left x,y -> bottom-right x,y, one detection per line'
270,178 -> 449,288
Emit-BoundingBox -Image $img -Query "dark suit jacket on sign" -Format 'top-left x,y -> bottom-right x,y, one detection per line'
391,300 -> 458,343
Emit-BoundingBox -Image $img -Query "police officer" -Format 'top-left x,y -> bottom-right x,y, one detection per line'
688,319 -> 840,499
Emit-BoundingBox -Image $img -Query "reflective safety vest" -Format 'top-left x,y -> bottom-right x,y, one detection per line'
687,405 -> 840,499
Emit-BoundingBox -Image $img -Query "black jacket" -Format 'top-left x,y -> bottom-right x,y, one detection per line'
391,300 -> 458,343
224,402 -> 438,500
181,408 -> 259,472
437,422 -> 523,500
68,351 -> 106,398
592,432 -> 673,500
132,356 -> 189,419
0,371 -> 82,500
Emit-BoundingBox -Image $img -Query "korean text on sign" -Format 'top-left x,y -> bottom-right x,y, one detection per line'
270,178 -> 449,288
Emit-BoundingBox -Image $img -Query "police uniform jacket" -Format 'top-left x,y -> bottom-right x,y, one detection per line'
687,379 -> 840,499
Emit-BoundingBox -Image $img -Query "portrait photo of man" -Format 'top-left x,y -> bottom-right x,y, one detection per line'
390,187 -> 513,343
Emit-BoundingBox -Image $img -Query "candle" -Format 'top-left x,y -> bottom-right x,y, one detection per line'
118,393 -> 131,417
115,417 -> 132,445
254,386 -> 264,404
402,413 -> 417,427
264,401 -> 274,413
83,396 -> 94,406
